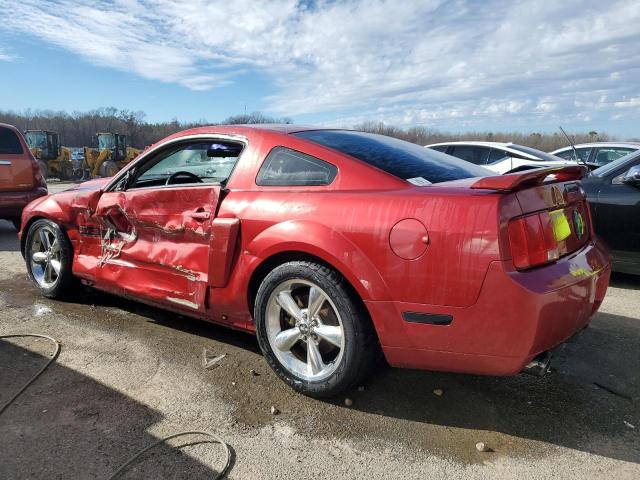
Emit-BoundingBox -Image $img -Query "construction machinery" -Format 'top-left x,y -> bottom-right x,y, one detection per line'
83,133 -> 141,178
24,130 -> 74,179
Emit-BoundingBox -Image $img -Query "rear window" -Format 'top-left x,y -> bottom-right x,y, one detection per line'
450,145 -> 491,165
508,144 -> 562,162
294,130 -> 491,184
0,127 -> 24,154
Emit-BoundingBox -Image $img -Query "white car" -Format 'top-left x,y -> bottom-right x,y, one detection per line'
551,142 -> 640,167
426,141 -> 573,174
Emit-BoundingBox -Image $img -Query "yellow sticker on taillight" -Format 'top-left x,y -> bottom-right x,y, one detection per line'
549,209 -> 571,242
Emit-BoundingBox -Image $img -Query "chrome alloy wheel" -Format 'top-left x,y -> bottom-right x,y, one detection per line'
265,279 -> 345,382
29,225 -> 62,288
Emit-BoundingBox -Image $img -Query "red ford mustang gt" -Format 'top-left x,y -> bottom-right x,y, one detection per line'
19,125 -> 610,396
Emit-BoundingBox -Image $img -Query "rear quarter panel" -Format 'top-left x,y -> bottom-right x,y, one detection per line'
221,187 -> 504,308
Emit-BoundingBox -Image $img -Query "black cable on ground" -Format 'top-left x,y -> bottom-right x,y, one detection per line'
1,333 -> 232,479
107,431 -> 232,480
0,333 -> 61,416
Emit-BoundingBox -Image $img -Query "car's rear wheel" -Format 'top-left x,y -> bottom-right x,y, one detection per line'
254,261 -> 375,397
24,219 -> 76,298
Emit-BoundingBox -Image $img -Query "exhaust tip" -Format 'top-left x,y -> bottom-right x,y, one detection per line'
523,351 -> 552,377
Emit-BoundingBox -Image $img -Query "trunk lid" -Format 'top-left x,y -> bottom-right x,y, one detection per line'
515,180 -> 591,258
470,166 -> 592,267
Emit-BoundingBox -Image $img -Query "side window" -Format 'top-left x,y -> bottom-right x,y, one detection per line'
450,146 -> 490,165
429,145 -> 448,152
0,127 -> 24,154
594,147 -> 636,166
556,147 -> 592,162
256,146 -> 337,186
488,148 -> 508,164
128,141 -> 242,189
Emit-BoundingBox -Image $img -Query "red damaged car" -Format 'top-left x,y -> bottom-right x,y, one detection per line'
19,126 -> 610,396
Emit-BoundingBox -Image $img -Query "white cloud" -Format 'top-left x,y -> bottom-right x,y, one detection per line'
614,97 -> 640,108
1,0 -> 640,128
0,46 -> 14,61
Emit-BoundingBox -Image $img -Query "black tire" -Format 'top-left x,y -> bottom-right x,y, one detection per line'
99,160 -> 119,177
11,217 -> 21,231
24,219 -> 77,299
61,161 -> 73,180
254,261 -> 377,397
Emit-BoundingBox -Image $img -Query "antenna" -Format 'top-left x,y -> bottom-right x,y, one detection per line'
558,126 -> 584,165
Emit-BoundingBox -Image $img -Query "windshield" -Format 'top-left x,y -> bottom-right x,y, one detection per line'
25,131 -> 47,149
508,144 -> 565,162
294,130 -> 492,184
593,150 -> 640,177
98,134 -> 116,150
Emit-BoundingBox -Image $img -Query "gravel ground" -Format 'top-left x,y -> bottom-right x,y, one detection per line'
0,182 -> 639,479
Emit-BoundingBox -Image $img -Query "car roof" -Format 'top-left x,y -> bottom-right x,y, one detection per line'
551,142 -> 640,153
425,141 -> 543,160
427,141 -> 514,147
0,122 -> 23,133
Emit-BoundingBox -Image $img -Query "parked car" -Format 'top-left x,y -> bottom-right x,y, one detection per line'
582,150 -> 640,274
19,126 -> 609,396
551,142 -> 640,167
0,123 -> 48,230
426,141 -> 574,174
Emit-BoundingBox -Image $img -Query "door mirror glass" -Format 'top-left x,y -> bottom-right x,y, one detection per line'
622,165 -> 640,186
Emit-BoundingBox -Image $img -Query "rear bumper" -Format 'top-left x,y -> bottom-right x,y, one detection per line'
0,187 -> 48,218
366,239 -> 610,375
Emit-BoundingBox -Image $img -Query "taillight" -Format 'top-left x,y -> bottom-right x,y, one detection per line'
508,211 -> 559,270
31,158 -> 47,189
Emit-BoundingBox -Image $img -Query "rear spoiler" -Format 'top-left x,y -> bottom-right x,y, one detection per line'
470,165 -> 589,192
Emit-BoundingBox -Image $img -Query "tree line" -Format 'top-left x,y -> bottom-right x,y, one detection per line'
353,121 -> 618,152
0,107 -> 621,152
0,108 -> 292,148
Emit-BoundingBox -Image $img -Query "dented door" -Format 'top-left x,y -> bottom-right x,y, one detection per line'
94,185 -> 221,313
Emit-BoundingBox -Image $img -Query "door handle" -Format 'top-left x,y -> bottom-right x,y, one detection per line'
190,209 -> 211,220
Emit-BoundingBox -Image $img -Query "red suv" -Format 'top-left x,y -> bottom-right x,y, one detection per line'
0,123 -> 48,229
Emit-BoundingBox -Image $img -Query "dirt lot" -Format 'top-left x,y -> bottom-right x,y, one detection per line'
1,182 -> 639,479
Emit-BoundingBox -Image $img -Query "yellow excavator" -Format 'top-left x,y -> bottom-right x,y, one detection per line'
83,132 -> 141,178
25,130 -> 74,179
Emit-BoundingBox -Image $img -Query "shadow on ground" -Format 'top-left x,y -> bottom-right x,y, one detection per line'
338,310 -> 640,463
610,271 -> 640,290
0,340 -> 230,479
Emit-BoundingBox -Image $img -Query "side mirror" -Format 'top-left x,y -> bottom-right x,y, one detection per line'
622,165 -> 640,186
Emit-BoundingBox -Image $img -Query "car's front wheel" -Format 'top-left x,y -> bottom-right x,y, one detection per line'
254,261 -> 376,397
24,219 -> 77,298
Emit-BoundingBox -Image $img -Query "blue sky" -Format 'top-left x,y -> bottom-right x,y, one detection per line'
1,0 -> 639,136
